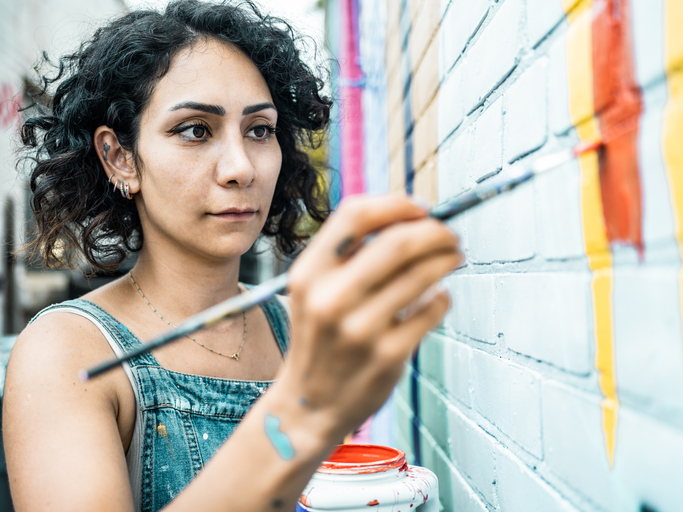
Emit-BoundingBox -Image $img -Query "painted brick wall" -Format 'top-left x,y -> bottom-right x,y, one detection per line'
357,0 -> 683,510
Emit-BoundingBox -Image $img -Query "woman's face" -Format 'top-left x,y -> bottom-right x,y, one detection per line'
134,38 -> 282,262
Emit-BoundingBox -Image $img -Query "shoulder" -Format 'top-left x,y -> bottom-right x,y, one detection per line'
6,302 -> 127,411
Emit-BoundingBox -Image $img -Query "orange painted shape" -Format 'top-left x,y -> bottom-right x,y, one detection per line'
591,0 -> 644,252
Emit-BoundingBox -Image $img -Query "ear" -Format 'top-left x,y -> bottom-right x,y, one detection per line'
94,126 -> 141,196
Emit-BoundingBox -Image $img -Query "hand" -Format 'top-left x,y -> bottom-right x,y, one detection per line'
282,194 -> 464,440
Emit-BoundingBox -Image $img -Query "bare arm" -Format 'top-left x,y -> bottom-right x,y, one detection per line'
3,313 -> 136,511
4,194 -> 463,511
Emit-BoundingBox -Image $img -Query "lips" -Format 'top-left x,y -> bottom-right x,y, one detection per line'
209,207 -> 257,221
212,207 -> 257,215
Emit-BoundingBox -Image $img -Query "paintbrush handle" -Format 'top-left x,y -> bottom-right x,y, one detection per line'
429,170 -> 534,220
82,152 -> 570,380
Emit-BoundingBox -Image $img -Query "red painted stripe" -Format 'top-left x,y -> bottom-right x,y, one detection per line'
591,0 -> 644,252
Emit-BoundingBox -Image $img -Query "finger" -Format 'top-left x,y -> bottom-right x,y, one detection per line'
289,194 -> 428,288
377,288 -> 451,363
319,218 -> 458,312
339,249 -> 462,339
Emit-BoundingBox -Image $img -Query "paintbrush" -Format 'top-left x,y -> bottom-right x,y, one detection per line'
80,139 -> 601,380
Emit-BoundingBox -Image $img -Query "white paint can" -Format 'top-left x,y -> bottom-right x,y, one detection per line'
296,444 -> 439,512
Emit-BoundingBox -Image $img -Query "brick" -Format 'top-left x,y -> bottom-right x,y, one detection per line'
471,96 -> 503,182
533,155 -> 586,260
409,0 -> 440,69
421,427 -> 489,512
437,126 -> 475,203
418,424 -> 441,487
613,265 -> 683,410
639,84 -> 677,247
548,30 -> 573,135
439,0 -> 489,75
443,273 -> 496,343
445,338 -> 472,407
394,392 -> 415,459
463,0 -> 523,112
444,461 -> 489,512
388,107 -> 405,155
615,406 -> 683,511
504,58 -> 548,163
413,94 -> 439,170
418,376 -> 450,454
631,0 -> 665,89
418,332 -> 448,393
413,153 -> 438,204
464,167 -> 536,263
437,61 -> 464,144
494,444 -> 579,512
396,360 -> 413,406
526,0 -> 564,48
542,380 -> 619,510
495,272 -> 593,374
470,350 -> 543,457
447,402 -> 497,505
412,36 -> 440,119
389,145 -> 406,191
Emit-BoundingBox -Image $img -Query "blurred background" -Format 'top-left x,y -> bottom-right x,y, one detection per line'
0,0 -> 330,509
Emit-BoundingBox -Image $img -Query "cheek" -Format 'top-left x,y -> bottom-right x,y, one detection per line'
252,143 -> 282,189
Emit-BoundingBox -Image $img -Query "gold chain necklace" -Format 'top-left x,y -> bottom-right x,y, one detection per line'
129,271 -> 247,361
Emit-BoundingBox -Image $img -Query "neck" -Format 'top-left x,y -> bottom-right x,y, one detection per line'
130,244 -> 243,319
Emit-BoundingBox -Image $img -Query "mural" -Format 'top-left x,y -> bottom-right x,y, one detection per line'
327,0 -> 683,509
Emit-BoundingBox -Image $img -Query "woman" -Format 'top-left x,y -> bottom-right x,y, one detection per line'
3,1 -> 462,510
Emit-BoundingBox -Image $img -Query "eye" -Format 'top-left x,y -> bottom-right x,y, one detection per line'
171,122 -> 211,142
247,124 -> 277,142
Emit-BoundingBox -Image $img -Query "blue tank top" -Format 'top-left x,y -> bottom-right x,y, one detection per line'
32,295 -> 290,512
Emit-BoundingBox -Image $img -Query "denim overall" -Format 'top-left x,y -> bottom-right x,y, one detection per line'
32,295 -> 290,512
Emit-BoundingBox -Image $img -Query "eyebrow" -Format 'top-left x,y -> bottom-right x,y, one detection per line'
242,102 -> 277,115
169,102 -> 225,116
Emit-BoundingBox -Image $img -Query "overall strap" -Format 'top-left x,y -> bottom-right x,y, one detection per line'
259,294 -> 290,356
30,299 -> 157,369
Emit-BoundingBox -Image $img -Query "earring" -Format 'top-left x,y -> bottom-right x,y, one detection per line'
113,179 -> 119,192
124,182 -> 132,200
108,174 -> 115,184
119,181 -> 126,198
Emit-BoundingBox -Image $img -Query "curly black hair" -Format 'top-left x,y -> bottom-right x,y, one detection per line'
20,0 -> 332,272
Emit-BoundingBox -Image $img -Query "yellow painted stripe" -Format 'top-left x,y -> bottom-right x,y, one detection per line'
664,0 -> 683,418
564,0 -> 618,466
664,72 -> 683,253
665,0 -> 683,73
593,268 -> 617,466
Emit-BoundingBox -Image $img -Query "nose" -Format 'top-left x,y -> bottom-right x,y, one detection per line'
215,133 -> 256,187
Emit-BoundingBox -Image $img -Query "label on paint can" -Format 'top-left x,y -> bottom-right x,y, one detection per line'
298,444 -> 439,512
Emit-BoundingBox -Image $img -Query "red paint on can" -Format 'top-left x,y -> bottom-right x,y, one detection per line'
318,444 -> 407,475
591,0 -> 644,252
367,500 -> 379,506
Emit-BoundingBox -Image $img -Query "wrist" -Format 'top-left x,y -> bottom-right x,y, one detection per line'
261,373 -> 340,460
